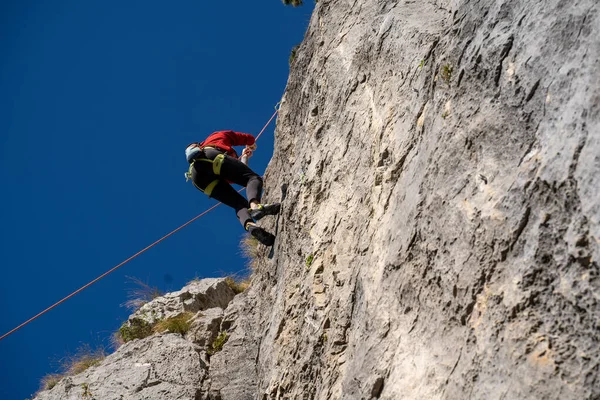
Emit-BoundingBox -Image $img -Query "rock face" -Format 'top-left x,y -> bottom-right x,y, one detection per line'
233,0 -> 599,399
34,0 -> 600,399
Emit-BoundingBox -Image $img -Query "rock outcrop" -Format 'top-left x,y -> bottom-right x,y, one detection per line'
34,279 -> 236,400
34,0 -> 599,399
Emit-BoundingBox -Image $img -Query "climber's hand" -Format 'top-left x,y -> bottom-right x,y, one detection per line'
242,147 -> 253,158
247,143 -> 257,151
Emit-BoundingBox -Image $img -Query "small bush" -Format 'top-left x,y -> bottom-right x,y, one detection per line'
154,312 -> 194,335
119,318 -> 153,342
208,331 -> 229,355
225,276 -> 250,294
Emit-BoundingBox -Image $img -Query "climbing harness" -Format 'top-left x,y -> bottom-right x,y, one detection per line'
0,104 -> 280,342
184,153 -> 225,177
184,148 -> 226,197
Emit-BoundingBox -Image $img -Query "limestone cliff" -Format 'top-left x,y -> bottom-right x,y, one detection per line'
34,0 -> 599,399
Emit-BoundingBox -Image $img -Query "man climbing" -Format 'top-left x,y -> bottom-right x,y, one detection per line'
185,130 -> 280,246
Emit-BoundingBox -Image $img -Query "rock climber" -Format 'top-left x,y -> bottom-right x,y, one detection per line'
185,130 -> 280,246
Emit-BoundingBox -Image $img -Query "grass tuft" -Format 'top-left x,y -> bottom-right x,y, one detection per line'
239,234 -> 260,271
40,374 -> 62,391
306,253 -> 314,268
110,331 -> 125,350
154,312 -> 195,335
122,276 -> 164,311
224,276 -> 250,294
63,346 -> 106,375
208,331 -> 229,355
36,345 -> 105,395
240,235 -> 259,260
119,318 -> 153,343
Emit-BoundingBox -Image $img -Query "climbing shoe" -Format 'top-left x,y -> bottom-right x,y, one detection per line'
246,224 -> 275,246
249,203 -> 281,221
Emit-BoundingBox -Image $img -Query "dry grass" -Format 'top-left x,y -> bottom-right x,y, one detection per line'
239,235 -> 259,266
154,312 -> 194,335
40,374 -> 62,391
122,276 -> 164,311
186,276 -> 202,285
62,345 -> 106,375
39,345 -> 106,393
224,276 -> 250,294
110,331 -> 126,350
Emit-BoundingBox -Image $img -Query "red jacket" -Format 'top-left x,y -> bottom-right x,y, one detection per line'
200,130 -> 255,158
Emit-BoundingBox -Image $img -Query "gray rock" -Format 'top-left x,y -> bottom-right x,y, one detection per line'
35,334 -> 205,400
130,278 -> 235,325
185,307 -> 224,348
34,278 -> 236,400
207,291 -> 261,400
228,0 -> 599,398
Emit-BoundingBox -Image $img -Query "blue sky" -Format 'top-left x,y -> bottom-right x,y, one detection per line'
0,1 -> 313,398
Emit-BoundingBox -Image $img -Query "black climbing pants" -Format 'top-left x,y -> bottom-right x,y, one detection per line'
191,148 -> 263,228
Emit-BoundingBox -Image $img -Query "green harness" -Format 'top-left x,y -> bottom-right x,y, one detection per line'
185,152 -> 225,197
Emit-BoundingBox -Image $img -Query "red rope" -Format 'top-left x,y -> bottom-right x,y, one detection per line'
0,106 -> 279,342
255,106 -> 278,140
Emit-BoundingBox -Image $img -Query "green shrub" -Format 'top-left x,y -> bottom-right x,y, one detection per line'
119,318 -> 153,342
208,331 -> 229,355
305,253 -> 314,268
154,312 -> 194,335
